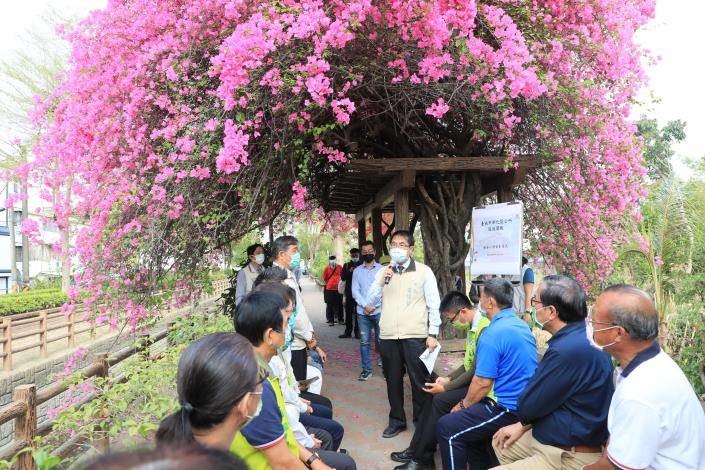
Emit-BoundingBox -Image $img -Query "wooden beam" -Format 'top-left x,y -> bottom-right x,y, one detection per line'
356,170 -> 416,221
347,156 -> 554,173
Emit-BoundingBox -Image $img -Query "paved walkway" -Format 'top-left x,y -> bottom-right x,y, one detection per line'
300,278 -> 456,469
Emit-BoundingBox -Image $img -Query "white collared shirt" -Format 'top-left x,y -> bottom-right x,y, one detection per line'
607,350 -> 705,469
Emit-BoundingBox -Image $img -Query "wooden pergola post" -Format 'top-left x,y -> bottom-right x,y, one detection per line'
372,208 -> 383,259
357,218 -> 366,247
394,189 -> 410,231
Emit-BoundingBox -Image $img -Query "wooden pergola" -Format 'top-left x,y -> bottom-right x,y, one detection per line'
321,156 -> 550,255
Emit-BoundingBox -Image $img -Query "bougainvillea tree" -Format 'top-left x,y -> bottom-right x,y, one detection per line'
27,0 -> 654,326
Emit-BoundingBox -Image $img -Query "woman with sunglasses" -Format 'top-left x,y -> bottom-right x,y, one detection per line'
156,332 -> 263,453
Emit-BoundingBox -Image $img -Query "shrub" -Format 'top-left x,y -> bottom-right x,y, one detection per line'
665,304 -> 705,399
0,290 -> 68,316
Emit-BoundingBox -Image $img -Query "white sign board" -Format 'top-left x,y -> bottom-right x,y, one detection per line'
470,201 -> 523,276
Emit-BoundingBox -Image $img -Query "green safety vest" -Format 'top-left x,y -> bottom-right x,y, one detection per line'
230,363 -> 299,469
464,315 -> 495,400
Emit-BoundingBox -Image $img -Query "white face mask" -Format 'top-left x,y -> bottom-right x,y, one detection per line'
254,253 -> 265,265
389,248 -> 409,265
585,318 -> 618,351
243,392 -> 263,427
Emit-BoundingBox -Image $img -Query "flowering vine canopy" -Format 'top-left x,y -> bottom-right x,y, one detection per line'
26,0 -> 654,327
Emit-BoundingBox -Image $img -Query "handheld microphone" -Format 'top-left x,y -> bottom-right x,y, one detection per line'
384,265 -> 397,285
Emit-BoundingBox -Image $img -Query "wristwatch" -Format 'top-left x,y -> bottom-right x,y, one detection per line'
305,452 -> 320,468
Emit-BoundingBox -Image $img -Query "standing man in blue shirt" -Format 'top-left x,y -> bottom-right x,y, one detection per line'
352,240 -> 383,381
491,275 -> 613,469
437,278 -> 537,470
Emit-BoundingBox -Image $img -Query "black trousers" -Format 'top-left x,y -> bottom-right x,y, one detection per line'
380,338 -> 435,427
300,391 -> 334,413
408,387 -> 467,464
290,348 -> 308,381
324,290 -> 343,323
343,294 -> 359,336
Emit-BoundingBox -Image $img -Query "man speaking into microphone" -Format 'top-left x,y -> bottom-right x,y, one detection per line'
367,230 -> 442,439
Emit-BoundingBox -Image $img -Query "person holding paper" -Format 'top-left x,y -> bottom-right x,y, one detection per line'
436,278 -> 537,470
391,291 -> 491,470
367,230 -> 442,439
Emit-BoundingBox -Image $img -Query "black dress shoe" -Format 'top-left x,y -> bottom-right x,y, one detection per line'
338,333 -> 351,338
394,460 -> 436,470
382,424 -> 407,438
390,448 -> 413,463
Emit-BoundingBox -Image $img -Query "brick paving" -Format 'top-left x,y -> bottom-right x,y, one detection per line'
300,278 -> 457,470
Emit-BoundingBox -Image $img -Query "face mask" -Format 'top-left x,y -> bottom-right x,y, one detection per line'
362,253 -> 375,263
390,248 -> 409,265
283,323 -> 293,349
329,261 -> 336,267
244,393 -> 263,427
530,306 -> 552,330
452,319 -> 471,331
585,318 -> 618,351
477,302 -> 487,317
288,252 -> 301,269
254,253 -> 265,265
351,257 -> 360,263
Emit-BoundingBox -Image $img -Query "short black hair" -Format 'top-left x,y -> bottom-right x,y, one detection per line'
483,278 -> 513,309
440,291 -> 474,315
350,248 -> 360,254
254,281 -> 296,307
272,236 -> 298,259
247,243 -> 264,257
522,256 -> 528,265
360,240 -> 374,250
391,230 -> 414,246
539,275 -> 587,323
235,291 -> 286,346
253,265 -> 288,288
85,444 -> 247,470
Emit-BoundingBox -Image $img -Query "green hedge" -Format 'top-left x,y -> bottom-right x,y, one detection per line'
0,289 -> 69,316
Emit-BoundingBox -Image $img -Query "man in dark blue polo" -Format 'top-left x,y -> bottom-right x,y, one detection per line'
491,275 -> 613,469
437,278 -> 538,470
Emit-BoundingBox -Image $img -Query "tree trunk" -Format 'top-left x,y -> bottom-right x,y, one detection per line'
334,234 -> 344,265
60,182 -> 72,293
20,182 -> 29,288
416,173 -> 482,295
8,202 -> 17,292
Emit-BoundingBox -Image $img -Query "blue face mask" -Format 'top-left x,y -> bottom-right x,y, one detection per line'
289,252 -> 301,269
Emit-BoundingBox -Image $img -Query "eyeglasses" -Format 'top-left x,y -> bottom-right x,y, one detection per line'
390,243 -> 410,249
444,308 -> 462,323
530,297 -> 543,307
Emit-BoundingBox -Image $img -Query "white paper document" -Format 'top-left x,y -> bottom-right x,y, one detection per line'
419,344 -> 442,374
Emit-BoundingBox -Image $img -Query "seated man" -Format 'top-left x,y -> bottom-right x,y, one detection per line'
583,285 -> 705,470
391,291 -> 491,470
492,275 -> 614,469
232,291 -> 356,470
437,278 -> 538,470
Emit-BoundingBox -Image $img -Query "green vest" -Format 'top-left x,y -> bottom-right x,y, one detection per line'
230,363 -> 299,469
464,315 -> 495,400
464,315 -> 491,371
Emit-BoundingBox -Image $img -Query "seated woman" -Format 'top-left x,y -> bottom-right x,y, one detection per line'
234,291 -> 356,470
254,281 -> 346,452
155,332 -> 262,452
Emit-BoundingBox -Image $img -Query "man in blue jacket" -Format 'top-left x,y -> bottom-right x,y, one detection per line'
491,275 -> 613,469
